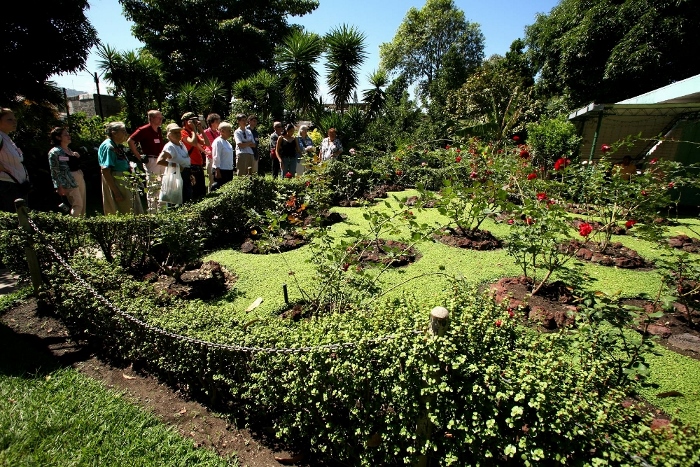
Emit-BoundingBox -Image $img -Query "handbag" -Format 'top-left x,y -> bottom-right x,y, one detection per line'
159,163 -> 183,205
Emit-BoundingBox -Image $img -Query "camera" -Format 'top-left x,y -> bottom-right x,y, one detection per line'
58,202 -> 71,214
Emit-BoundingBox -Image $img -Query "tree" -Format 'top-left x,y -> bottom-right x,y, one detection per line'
525,0 -> 700,106
119,0 -> 319,90
231,70 -> 284,123
96,45 -> 165,129
379,0 -> 484,101
362,69 -> 388,120
1,0 -> 98,106
324,25 -> 367,112
446,55 -> 534,141
276,30 -> 325,115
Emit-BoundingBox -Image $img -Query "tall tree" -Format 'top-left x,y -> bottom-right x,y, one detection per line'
119,0 -> 319,89
324,25 -> 367,112
276,30 -> 325,115
525,0 -> 700,105
1,0 -> 98,106
379,0 -> 484,101
96,45 -> 165,129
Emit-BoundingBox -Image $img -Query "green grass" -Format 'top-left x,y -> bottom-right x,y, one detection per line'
0,368 -> 237,467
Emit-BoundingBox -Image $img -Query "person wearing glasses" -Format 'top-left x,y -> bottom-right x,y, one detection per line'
180,112 -> 207,201
269,121 -> 284,178
98,122 -> 144,215
127,110 -> 165,213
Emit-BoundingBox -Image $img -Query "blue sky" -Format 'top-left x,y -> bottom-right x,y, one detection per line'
51,0 -> 560,99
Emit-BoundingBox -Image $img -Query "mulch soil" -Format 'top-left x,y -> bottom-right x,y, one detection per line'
240,231 -> 308,254
433,227 -> 502,250
337,184 -> 405,207
667,234 -> 700,254
558,239 -> 653,269
404,196 -> 438,208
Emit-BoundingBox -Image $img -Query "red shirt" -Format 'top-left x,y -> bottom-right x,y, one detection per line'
182,128 -> 205,166
129,124 -> 164,156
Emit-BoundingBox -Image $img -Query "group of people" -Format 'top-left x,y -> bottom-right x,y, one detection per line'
0,106 -> 347,216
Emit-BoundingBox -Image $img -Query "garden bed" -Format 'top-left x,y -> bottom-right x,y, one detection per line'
558,239 -> 653,269
668,234 -> 700,254
433,226 -> 502,250
240,232 -> 308,254
347,239 -> 419,267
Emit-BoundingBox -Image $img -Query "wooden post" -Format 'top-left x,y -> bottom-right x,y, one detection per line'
15,199 -> 43,293
414,306 -> 450,467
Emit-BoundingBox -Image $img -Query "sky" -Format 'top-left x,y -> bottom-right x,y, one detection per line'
50,0 -> 561,100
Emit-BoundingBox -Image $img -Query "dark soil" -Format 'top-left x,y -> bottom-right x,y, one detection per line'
145,260 -> 237,300
337,184 -> 405,207
489,275 -> 700,360
668,234 -> 700,254
0,297 -> 310,467
433,226 -> 502,250
347,239 -> 419,267
489,276 -> 578,330
302,210 -> 347,228
558,239 -> 653,269
241,231 -> 308,254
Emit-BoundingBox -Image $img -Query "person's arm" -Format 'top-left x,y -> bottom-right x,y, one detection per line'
212,139 -> 222,179
334,139 -> 343,157
127,136 -> 141,159
183,129 -> 196,145
275,137 -> 284,164
101,167 -> 124,202
156,149 -> 173,166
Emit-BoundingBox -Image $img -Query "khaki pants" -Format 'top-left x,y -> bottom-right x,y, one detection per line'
144,156 -> 165,214
65,169 -> 86,216
102,171 -> 144,215
236,153 -> 257,175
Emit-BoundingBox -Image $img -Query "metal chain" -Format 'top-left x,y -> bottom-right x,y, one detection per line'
27,217 -> 422,354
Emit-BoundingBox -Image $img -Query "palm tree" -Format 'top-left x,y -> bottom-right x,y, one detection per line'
176,82 -> 201,117
362,69 -> 388,119
198,78 -> 227,117
232,70 -> 283,122
276,30 -> 324,115
324,25 -> 367,113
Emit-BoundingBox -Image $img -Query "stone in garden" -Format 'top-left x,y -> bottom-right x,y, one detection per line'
668,333 -> 700,353
645,324 -> 672,338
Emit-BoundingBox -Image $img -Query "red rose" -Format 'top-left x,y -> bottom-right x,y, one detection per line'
579,222 -> 593,237
536,192 -> 547,201
285,171 -> 293,178
650,158 -> 658,165
455,156 -> 462,163
305,181 -> 310,187
512,135 -> 520,142
554,158 -> 571,171
507,219 -> 514,225
601,144 -> 611,153
470,171 -> 478,179
456,148 -> 461,153
519,150 -> 530,159
525,217 -> 535,225
668,182 -> 675,189
625,220 -> 637,229
641,190 -> 648,196
495,319 -> 502,327
527,172 -> 537,180
508,309 -> 515,318
396,170 -> 403,176
446,145 -> 451,149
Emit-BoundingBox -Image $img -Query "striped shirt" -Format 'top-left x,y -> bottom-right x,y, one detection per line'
0,131 -> 28,184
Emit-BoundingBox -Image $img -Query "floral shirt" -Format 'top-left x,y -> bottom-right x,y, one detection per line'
48,146 -> 77,189
320,137 -> 343,161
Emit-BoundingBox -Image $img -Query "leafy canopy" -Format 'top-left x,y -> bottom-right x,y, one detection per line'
379,0 -> 484,101
525,0 -> 700,105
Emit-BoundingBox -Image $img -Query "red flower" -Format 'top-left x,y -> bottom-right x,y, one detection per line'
519,150 -> 530,159
527,172 -> 537,180
641,190 -> 648,196
495,319 -> 503,327
285,171 -> 293,178
536,192 -> 547,201
507,219 -> 514,225
525,217 -> 535,225
305,181 -> 310,187
342,263 -> 350,271
650,158 -> 658,165
668,182 -> 675,189
512,135 -> 520,142
508,309 -> 515,318
579,222 -> 593,237
554,158 -> 571,171
601,144 -> 611,153
455,156 -> 462,163
396,170 -> 403,176
470,171 -> 478,179
456,148 -> 461,153
446,145 -> 451,149
625,219 -> 637,229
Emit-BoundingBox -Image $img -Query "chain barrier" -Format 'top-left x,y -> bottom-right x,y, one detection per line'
27,216 -> 422,354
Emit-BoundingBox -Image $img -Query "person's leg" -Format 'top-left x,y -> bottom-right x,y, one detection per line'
0,181 -> 21,213
282,157 -> 296,177
64,186 -> 83,217
180,167 -> 193,203
72,170 -> 87,216
271,155 -> 281,178
206,157 -> 214,193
